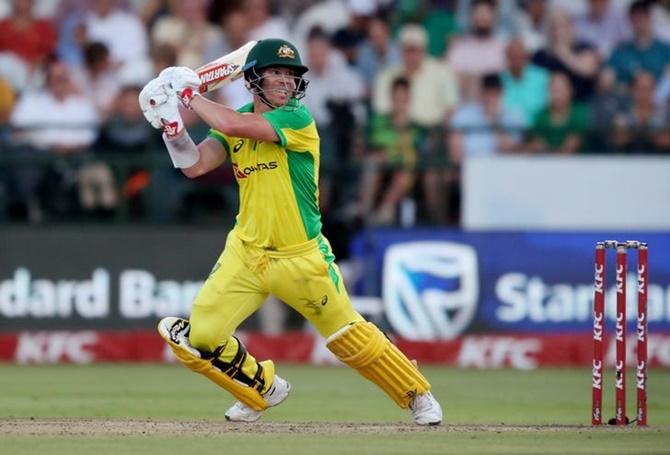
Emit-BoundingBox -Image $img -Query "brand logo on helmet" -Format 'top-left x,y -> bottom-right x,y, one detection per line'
277,44 -> 295,59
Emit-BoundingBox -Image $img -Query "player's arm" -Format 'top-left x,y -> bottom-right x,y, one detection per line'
139,77 -> 227,178
160,66 -> 280,143
180,136 -> 227,178
190,96 -> 279,143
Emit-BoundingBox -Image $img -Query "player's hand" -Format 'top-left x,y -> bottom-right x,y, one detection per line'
139,77 -> 169,128
138,78 -> 184,138
159,66 -> 201,108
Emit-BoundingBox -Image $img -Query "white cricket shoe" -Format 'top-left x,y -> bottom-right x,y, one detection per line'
224,375 -> 291,422
409,391 -> 442,426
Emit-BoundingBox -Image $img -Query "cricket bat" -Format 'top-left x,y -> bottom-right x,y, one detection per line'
195,40 -> 257,94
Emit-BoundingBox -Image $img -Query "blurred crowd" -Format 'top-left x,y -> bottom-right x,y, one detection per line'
0,0 -> 669,230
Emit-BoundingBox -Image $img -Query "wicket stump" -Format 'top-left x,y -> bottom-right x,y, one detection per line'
591,240 -> 648,426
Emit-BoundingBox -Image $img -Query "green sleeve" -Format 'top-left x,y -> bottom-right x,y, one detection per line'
207,129 -> 230,153
262,102 -> 314,147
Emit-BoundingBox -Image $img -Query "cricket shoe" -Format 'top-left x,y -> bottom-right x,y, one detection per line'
409,391 -> 442,426
224,375 -> 291,422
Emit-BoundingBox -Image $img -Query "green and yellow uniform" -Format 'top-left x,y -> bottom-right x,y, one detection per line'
158,39 -> 432,414
185,99 -> 363,392
210,99 -> 323,249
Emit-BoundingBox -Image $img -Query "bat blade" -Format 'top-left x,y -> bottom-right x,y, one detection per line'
196,40 -> 257,94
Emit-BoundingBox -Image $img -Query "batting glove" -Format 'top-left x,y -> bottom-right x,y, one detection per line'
138,78 -> 184,138
159,66 -> 202,108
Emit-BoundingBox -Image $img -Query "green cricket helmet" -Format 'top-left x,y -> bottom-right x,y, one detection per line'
243,39 -> 309,105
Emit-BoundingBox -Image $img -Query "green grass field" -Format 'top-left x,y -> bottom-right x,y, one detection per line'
1,364 -> 669,454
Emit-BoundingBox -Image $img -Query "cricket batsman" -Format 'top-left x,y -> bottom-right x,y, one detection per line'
138,38 -> 442,425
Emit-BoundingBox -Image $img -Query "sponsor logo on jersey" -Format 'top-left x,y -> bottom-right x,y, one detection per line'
232,161 -> 278,179
232,163 -> 247,179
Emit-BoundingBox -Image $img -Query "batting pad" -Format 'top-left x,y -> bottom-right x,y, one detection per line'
326,321 -> 430,408
158,317 -> 271,411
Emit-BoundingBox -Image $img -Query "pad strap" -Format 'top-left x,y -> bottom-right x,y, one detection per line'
158,317 -> 271,411
210,337 -> 268,392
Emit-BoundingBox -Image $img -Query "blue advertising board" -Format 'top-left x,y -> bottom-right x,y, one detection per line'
349,229 -> 670,340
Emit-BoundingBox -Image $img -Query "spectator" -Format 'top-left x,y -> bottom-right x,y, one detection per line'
357,77 -> 421,226
243,0 -> 292,42
85,0 -> 149,66
135,0 -> 170,28
10,60 -> 98,152
450,73 -> 527,158
607,0 -> 670,85
0,52 -> 30,93
293,0 -> 350,53
94,83 -> 154,215
54,2 -> 87,68
587,73 -> 629,152
656,66 -> 670,110
652,0 -> 670,42
152,0 -> 222,69
96,84 -> 152,154
204,8 -> 249,63
373,24 -> 458,128
501,38 -> 550,123
612,71 -> 670,153
374,23 -> 458,225
447,0 -> 507,79
532,9 -> 600,101
0,75 -> 13,217
9,59 -> 99,220
573,0 -> 631,59
54,0 -> 141,67
514,0 -> 549,53
0,76 -> 15,124
419,0 -> 458,58
303,27 -> 365,214
331,0 -> 373,66
70,41 -> 120,119
0,0 -> 57,72
150,42 -> 177,75
204,8 -> 252,109
444,73 -> 526,222
455,0 -> 518,37
355,13 -> 400,96
528,71 -> 589,154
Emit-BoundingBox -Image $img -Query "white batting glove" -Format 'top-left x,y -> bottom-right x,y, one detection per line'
159,66 -> 202,108
138,77 -> 184,138
139,77 -> 168,128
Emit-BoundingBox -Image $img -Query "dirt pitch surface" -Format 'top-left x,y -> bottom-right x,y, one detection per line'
0,418 -> 657,437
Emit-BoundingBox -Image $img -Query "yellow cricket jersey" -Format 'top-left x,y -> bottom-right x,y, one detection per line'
208,99 -> 322,249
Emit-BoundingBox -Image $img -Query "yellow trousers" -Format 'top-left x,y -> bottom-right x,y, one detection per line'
188,231 -> 365,353
169,230 -> 431,409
